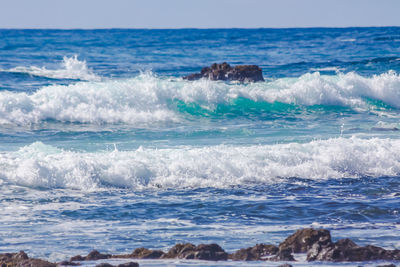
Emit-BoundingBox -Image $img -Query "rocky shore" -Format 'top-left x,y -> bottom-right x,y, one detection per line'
2,228 -> 399,266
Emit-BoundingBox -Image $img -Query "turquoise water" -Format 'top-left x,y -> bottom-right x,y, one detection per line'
0,28 -> 399,266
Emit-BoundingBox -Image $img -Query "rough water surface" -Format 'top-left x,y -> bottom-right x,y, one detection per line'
0,28 -> 399,266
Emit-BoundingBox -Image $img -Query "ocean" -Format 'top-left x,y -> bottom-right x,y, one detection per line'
0,28 -> 399,266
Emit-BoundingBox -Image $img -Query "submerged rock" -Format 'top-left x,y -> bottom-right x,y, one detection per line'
162,243 -> 228,261
229,244 -> 279,261
279,228 -> 332,253
183,62 -> 264,82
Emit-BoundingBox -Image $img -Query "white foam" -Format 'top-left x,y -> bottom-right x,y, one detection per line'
1,71 -> 400,125
1,137 -> 399,191
1,55 -> 100,81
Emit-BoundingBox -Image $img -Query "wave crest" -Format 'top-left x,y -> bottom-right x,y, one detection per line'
1,138 -> 399,190
1,55 -> 100,81
1,71 -> 400,125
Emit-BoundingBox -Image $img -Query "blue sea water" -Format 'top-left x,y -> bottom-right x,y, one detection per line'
0,28 -> 399,266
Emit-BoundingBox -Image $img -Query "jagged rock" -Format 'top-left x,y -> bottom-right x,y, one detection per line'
229,244 -> 279,261
70,250 -> 111,262
307,238 -> 400,262
279,228 -> 332,253
269,248 -> 295,261
183,62 -> 264,82
162,243 -> 228,261
129,248 -> 165,259
0,251 -> 56,267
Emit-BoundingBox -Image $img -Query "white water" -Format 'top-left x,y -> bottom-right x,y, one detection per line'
1,55 -> 100,81
0,71 -> 400,125
0,137 -> 399,190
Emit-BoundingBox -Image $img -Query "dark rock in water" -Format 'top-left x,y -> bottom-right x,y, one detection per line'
117,262 -> 139,267
58,260 -> 81,265
279,228 -> 332,253
95,264 -> 114,267
95,263 -> 139,267
377,264 -> 396,267
278,264 -> 293,267
70,255 -> 85,261
129,248 -> 165,259
307,237 -> 400,262
0,251 -> 56,267
86,250 -> 112,260
183,62 -> 264,82
70,250 -> 111,261
269,248 -> 295,261
162,243 -> 228,261
229,244 -> 279,261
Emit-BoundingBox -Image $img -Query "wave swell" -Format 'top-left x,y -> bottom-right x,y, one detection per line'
0,71 -> 400,125
0,138 -> 399,190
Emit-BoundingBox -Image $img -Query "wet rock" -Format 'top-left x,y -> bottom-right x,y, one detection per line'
129,248 -> 165,259
377,264 -> 396,267
70,250 -> 111,261
278,264 -> 293,267
162,243 -> 228,261
69,255 -> 85,262
229,244 -> 279,261
58,261 -> 81,266
95,264 -> 113,267
279,228 -> 332,253
269,248 -> 295,261
183,62 -> 264,82
94,263 -> 139,267
0,251 -> 56,267
117,263 -> 139,267
307,238 -> 400,262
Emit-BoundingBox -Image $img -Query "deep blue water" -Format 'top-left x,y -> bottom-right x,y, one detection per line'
0,28 -> 399,266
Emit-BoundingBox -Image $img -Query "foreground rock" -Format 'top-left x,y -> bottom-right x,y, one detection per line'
162,243 -> 228,261
229,244 -> 279,260
0,251 -> 56,267
307,237 -> 400,262
70,250 -> 112,261
95,263 -> 138,267
183,62 -> 264,82
279,228 -> 332,253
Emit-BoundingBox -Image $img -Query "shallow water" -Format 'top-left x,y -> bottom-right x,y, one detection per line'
0,28 -> 399,265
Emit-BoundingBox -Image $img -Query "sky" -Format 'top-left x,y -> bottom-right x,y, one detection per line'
0,0 -> 399,29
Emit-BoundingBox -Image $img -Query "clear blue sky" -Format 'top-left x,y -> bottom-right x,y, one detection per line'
1,0 -> 399,29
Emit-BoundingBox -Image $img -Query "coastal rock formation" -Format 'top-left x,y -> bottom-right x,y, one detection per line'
279,228 -> 332,253
127,247 -> 165,259
70,250 -> 111,261
183,62 -> 264,82
307,237 -> 400,262
229,244 -> 279,260
0,251 -> 56,267
7,228 -> 400,266
162,243 -> 228,261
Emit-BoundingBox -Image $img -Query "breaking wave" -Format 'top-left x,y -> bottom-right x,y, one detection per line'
0,137 -> 399,190
0,71 -> 400,125
0,55 -> 100,81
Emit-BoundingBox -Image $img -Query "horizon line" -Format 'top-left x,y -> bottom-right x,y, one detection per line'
1,25 -> 400,30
